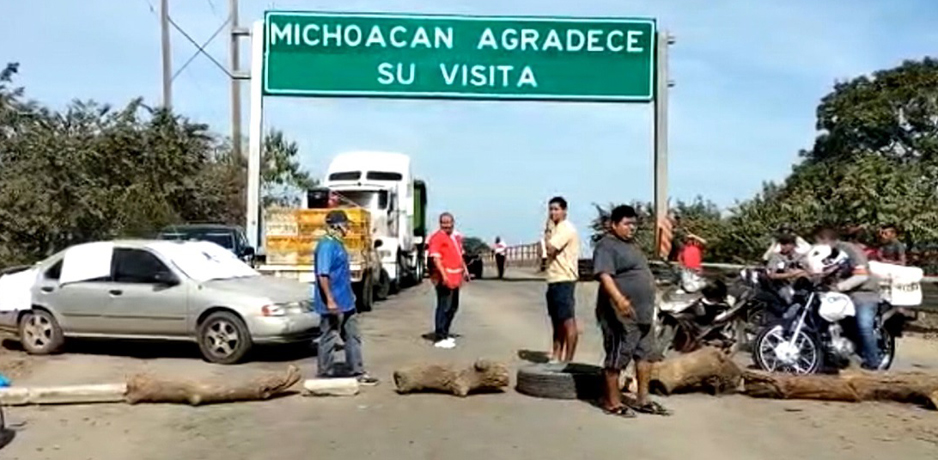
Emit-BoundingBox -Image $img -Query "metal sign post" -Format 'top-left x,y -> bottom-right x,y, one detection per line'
247,20 -> 264,249
654,31 -> 673,259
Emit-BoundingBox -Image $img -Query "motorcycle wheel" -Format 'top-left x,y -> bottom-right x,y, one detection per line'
878,328 -> 897,371
753,323 -> 823,375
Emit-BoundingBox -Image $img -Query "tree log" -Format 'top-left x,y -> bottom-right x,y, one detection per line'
650,347 -> 743,395
125,365 -> 302,406
743,370 -> 938,409
394,360 -> 510,397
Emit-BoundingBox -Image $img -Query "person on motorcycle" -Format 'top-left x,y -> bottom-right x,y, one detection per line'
765,234 -> 807,281
814,227 -> 883,370
762,225 -> 811,262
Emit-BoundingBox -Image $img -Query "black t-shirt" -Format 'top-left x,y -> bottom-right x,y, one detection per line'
592,234 -> 656,324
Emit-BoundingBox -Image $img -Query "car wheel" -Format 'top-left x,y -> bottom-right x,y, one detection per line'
198,311 -> 253,364
19,309 -> 64,355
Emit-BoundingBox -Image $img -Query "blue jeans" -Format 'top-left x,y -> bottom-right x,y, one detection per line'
853,297 -> 880,368
317,312 -> 363,377
434,285 -> 460,341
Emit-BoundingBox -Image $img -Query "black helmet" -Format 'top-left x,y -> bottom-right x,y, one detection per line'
325,210 -> 349,226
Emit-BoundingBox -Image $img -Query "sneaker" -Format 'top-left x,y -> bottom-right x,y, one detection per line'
356,374 -> 380,386
434,339 -> 455,349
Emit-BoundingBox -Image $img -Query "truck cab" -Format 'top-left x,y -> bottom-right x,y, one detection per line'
324,151 -> 425,290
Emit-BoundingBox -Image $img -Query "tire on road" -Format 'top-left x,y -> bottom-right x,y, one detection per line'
19,309 -> 65,355
356,270 -> 374,313
198,310 -> 253,365
516,363 -> 604,400
375,269 -> 391,301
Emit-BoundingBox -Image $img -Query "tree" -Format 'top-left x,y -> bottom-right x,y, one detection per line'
809,58 -> 938,163
0,63 -> 315,268
462,236 -> 491,256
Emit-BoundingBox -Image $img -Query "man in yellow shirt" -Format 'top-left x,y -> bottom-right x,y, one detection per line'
544,196 -> 580,362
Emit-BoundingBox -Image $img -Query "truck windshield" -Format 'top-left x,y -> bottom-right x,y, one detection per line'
336,190 -> 389,210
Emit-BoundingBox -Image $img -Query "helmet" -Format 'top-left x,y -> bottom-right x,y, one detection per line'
325,210 -> 349,226
804,244 -> 850,275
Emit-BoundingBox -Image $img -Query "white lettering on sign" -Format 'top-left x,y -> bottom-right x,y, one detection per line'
377,62 -> 416,85
272,23 -> 454,49
473,27 -> 640,53
627,30 -> 644,52
439,64 -> 538,88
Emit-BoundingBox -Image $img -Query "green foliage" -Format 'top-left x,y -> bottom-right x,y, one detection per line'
462,236 -> 491,256
590,57 -> 938,269
0,63 -> 314,268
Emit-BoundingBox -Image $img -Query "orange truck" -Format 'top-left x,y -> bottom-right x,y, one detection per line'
256,207 -> 381,312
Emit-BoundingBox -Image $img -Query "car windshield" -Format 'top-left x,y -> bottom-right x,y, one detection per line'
156,241 -> 258,282
335,190 -> 388,210
159,230 -> 236,250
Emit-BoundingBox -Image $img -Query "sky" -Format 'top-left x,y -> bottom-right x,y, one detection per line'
2,0 -> 937,250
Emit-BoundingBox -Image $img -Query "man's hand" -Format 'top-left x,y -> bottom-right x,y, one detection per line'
326,300 -> 339,312
613,295 -> 634,319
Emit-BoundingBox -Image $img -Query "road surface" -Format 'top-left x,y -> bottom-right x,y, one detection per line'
1,271 -> 938,460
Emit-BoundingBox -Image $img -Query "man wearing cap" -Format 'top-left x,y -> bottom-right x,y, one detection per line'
314,210 -> 379,385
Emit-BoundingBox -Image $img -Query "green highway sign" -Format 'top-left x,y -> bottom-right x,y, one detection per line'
263,11 -> 657,102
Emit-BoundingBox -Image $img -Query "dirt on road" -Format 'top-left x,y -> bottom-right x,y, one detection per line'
2,275 -> 938,460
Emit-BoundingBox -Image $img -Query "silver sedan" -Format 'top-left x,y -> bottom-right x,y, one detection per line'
0,240 -> 318,364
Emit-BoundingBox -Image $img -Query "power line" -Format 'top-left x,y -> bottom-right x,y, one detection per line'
172,17 -> 230,81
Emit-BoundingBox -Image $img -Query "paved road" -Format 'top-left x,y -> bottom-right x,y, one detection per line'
2,272 -> 938,460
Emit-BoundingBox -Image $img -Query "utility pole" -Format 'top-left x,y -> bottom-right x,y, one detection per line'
229,0 -> 246,158
160,0 -> 172,109
653,31 -> 675,259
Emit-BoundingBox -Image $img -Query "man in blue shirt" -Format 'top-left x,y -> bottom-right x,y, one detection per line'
314,210 -> 378,385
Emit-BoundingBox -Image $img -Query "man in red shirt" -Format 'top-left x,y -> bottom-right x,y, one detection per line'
678,234 -> 704,271
427,212 -> 468,349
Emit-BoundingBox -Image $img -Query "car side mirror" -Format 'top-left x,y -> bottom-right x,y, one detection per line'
374,240 -> 383,249
153,272 -> 180,287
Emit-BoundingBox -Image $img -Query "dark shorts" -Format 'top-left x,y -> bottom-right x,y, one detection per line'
597,306 -> 659,371
546,281 -> 576,324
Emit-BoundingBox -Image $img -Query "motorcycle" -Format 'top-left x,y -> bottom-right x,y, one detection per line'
655,279 -> 754,355
751,274 -> 909,375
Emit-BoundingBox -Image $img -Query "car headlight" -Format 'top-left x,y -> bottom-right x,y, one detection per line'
261,301 -> 311,317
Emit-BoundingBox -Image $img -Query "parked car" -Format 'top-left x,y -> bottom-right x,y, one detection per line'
0,240 -> 316,364
157,224 -> 255,265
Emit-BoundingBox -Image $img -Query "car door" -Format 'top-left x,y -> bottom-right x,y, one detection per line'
34,258 -> 113,334
103,248 -> 189,337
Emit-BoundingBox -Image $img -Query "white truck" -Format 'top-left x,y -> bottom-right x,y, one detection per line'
324,152 -> 427,296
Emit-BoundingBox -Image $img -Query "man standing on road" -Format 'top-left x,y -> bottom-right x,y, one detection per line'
544,197 -> 580,363
593,205 -> 668,417
494,237 -> 507,279
314,210 -> 379,385
428,212 -> 467,349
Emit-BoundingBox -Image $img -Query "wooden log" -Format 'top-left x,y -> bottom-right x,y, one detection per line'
394,360 -> 510,397
743,370 -> 938,409
650,347 -> 743,395
125,365 -> 302,406
302,378 -> 359,397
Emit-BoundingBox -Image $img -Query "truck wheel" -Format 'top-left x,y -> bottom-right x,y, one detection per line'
375,269 -> 391,301
357,271 -> 374,313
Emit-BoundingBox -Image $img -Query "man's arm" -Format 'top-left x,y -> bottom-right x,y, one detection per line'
317,275 -> 339,311
545,222 -> 572,259
898,243 -> 908,266
315,243 -> 338,311
593,242 -> 633,318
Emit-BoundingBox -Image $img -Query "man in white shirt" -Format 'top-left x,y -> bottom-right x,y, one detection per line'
493,236 -> 507,279
543,196 -> 580,363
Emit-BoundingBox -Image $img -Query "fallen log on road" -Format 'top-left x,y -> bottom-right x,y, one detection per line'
125,365 -> 302,406
394,360 -> 510,397
650,347 -> 743,395
743,370 -> 938,409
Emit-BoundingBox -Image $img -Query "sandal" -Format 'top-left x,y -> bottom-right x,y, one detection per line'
629,400 -> 672,416
601,405 -> 637,418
